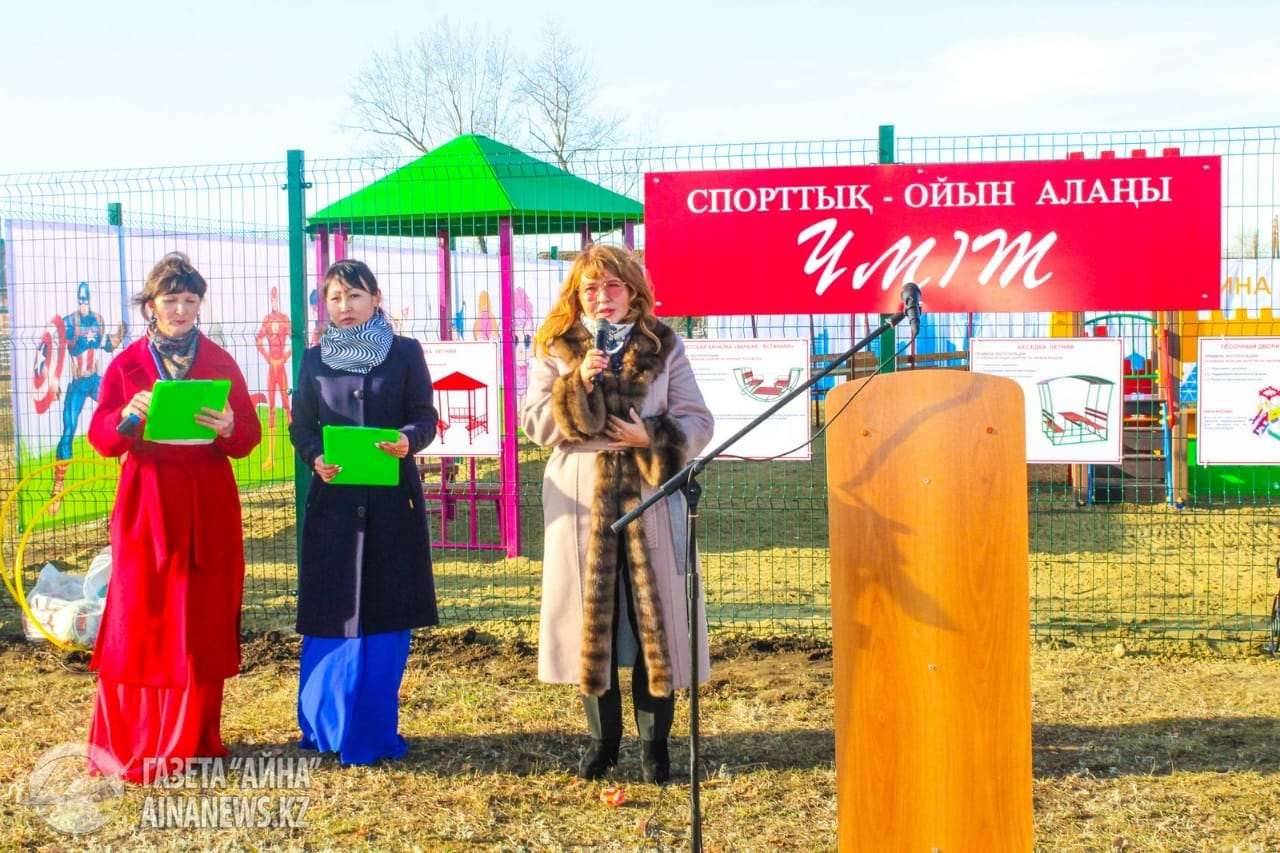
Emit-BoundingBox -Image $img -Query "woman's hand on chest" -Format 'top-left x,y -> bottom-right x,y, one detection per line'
606,408 -> 651,449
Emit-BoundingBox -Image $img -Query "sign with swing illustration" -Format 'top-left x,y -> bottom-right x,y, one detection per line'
971,337 -> 1125,464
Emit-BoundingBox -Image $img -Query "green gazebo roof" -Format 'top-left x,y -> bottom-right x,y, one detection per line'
308,135 -> 643,238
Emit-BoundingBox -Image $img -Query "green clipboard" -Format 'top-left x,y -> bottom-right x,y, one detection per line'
143,379 -> 232,444
323,425 -> 402,486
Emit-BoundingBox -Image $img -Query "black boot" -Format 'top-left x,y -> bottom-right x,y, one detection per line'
640,739 -> 671,785
578,738 -> 620,780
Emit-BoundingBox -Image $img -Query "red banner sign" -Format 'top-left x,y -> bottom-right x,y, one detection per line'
644,156 -> 1221,314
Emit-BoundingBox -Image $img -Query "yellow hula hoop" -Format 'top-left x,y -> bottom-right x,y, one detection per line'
0,457 -> 118,601
1,459 -> 119,649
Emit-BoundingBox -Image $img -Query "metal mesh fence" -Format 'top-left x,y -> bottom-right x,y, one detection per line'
2,125 -> 1278,648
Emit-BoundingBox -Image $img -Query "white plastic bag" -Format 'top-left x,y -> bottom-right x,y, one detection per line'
31,562 -> 84,601
51,598 -> 105,646
23,562 -> 105,645
83,547 -> 111,602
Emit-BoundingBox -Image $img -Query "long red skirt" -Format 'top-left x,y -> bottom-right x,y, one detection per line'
88,673 -> 228,784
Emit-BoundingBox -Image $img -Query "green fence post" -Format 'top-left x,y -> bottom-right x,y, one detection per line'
878,124 -> 897,372
107,202 -> 129,341
286,150 -> 309,557
878,123 -> 895,165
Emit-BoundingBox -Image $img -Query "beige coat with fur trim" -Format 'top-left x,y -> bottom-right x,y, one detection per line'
522,323 -> 714,694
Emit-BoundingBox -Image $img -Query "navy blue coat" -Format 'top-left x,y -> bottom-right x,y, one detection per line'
289,335 -> 439,637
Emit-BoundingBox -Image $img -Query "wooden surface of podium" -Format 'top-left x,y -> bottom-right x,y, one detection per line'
825,369 -> 1032,850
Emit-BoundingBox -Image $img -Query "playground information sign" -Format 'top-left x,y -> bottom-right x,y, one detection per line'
418,340 -> 501,457
646,156 -> 1220,315
971,337 -> 1125,464
1196,337 -> 1280,466
683,338 -> 811,461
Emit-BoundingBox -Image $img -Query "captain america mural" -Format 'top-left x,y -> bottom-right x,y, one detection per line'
32,281 -> 125,511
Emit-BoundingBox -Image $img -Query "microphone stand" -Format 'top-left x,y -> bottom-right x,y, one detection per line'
611,307 -> 911,852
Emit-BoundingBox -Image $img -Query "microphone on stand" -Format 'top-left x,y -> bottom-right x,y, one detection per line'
901,282 -> 922,340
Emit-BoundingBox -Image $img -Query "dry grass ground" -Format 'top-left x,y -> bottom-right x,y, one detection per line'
1,631 -> 1279,851
3,344 -> 1280,848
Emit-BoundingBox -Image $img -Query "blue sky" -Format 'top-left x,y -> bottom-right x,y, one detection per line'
2,0 -> 1278,171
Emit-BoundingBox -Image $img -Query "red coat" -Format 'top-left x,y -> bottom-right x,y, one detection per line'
88,334 -> 261,686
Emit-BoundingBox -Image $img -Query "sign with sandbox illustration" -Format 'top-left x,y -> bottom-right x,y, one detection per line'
1196,337 -> 1280,465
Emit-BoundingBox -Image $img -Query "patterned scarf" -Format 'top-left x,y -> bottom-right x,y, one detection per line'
320,308 -> 394,374
147,322 -> 199,380
582,318 -> 634,355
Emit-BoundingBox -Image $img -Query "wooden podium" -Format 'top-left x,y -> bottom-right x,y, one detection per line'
826,370 -> 1032,850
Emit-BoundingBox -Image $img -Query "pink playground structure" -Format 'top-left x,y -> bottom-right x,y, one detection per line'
306,135 -> 641,555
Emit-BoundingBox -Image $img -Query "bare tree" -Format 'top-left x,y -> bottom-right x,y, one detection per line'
344,20 -> 520,156
519,25 -> 621,170
347,37 -> 435,155
431,20 -> 519,144
1229,229 -> 1265,259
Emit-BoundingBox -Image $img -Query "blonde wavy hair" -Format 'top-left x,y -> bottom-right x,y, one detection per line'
533,244 -> 661,356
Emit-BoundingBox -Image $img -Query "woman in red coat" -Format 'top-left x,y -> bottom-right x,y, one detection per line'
86,252 -> 261,783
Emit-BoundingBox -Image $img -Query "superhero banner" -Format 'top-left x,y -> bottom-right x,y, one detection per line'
4,219 -> 573,528
6,221 -> 301,528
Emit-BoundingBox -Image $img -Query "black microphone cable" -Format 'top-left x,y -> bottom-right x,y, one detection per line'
748,335 -> 916,463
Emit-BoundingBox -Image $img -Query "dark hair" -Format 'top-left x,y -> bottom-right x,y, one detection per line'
324,259 -> 380,297
133,252 -> 208,318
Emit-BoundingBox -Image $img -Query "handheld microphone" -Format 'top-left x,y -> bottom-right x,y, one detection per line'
595,322 -> 609,354
117,412 -> 142,436
901,282 -> 922,340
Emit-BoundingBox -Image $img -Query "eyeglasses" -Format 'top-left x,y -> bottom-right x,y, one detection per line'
579,281 -> 627,301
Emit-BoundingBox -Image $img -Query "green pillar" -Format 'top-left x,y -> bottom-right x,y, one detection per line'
107,202 -> 128,339
878,124 -> 897,372
878,124 -> 895,166
286,150 -> 310,556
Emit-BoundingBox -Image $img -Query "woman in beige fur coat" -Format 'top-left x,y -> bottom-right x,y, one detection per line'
521,244 -> 714,784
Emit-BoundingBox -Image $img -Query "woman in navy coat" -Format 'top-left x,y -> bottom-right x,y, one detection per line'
288,259 -> 438,765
